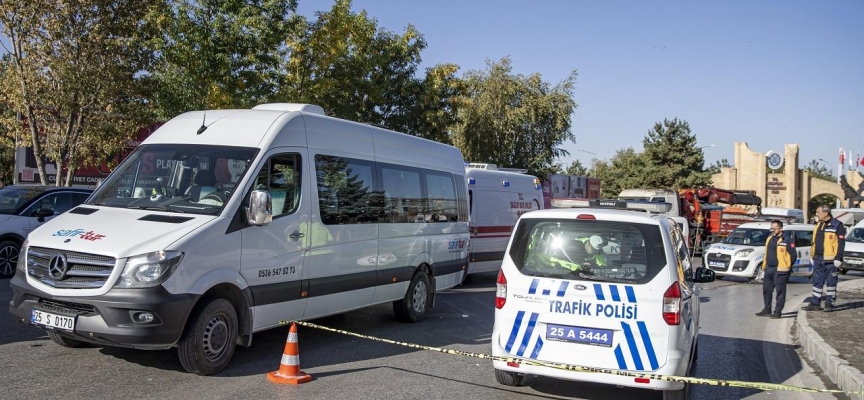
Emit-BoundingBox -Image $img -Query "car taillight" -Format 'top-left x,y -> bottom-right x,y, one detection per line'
576,214 -> 596,220
662,281 -> 681,325
495,269 -> 507,309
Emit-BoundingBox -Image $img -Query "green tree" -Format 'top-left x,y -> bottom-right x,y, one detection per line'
450,57 -> 577,178
593,148 -> 647,197
145,0 -> 300,120
804,159 -> 834,182
706,158 -> 732,175
641,118 -> 712,189
281,0 -> 460,142
0,0 -> 155,185
564,159 -> 588,176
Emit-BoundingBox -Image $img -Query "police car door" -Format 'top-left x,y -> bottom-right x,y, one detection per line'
241,151 -> 308,329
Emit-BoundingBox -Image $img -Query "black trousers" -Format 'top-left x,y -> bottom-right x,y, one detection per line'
762,266 -> 790,313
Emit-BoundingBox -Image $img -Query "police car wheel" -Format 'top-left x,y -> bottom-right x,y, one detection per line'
177,298 -> 238,375
47,331 -> 88,348
393,271 -> 430,322
494,368 -> 525,386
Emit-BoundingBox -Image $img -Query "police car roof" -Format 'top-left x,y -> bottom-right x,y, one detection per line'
519,207 -> 664,225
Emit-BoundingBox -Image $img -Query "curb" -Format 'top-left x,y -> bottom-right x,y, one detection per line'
796,279 -> 864,400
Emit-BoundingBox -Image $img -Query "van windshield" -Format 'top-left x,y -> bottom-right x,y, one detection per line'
509,219 -> 667,284
88,144 -> 258,215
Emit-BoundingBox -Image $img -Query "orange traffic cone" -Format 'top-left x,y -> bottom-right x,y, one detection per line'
267,323 -> 313,384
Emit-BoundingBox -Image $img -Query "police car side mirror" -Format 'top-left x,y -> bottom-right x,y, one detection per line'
693,267 -> 715,283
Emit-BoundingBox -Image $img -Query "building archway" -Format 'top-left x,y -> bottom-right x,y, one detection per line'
710,143 -> 861,218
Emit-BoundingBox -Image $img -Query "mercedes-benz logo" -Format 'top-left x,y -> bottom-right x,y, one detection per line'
48,254 -> 69,280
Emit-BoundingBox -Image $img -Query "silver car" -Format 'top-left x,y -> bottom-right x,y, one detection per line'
0,185 -> 93,278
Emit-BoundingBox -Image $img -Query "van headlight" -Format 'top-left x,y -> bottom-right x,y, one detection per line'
16,240 -> 28,273
734,248 -> 755,258
115,251 -> 184,288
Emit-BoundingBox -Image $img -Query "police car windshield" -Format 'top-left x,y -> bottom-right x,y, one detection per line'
722,228 -> 770,246
509,219 -> 667,284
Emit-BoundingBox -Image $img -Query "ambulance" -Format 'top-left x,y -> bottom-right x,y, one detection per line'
9,103 -> 470,375
491,201 -> 715,399
466,164 -> 543,275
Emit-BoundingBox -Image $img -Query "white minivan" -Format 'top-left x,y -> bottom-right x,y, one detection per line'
9,103 -> 470,375
492,202 -> 715,400
466,164 -> 543,275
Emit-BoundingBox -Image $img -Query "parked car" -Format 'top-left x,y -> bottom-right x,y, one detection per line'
702,222 -> 816,282
841,219 -> 864,274
0,185 -> 93,278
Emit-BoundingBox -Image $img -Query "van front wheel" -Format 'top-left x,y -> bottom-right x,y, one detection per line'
393,272 -> 430,322
177,298 -> 238,375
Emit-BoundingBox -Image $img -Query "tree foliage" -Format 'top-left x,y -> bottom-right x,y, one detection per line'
450,57 -> 577,178
281,0 -> 461,142
593,148 -> 647,197
0,0 -> 155,185
804,159 -> 834,182
145,0 -> 300,120
641,118 -> 712,189
563,159 -> 589,176
706,158 -> 732,175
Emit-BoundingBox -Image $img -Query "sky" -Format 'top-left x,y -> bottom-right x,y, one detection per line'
298,0 -> 864,174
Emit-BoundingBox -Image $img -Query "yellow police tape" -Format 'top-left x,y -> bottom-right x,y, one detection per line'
280,319 -> 863,396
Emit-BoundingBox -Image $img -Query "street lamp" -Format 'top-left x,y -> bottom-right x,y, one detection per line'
577,149 -> 597,177
700,144 -> 716,149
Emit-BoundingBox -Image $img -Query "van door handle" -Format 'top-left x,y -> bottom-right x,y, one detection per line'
289,231 -> 305,240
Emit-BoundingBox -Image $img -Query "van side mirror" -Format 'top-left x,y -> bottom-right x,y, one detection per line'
246,190 -> 273,226
693,267 -> 715,283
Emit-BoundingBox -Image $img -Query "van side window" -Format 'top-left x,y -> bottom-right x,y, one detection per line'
424,171 -> 457,222
380,164 -> 423,223
315,155 -> 377,225
253,153 -> 302,218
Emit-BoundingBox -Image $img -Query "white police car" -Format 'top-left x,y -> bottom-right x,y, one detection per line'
702,222 -> 815,282
491,201 -> 715,400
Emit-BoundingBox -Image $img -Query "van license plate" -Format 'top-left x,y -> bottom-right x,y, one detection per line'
31,309 -> 76,331
546,324 -> 612,347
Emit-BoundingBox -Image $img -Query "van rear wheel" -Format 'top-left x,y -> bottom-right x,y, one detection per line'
177,298 -> 238,375
494,368 -> 525,386
393,271 -> 430,322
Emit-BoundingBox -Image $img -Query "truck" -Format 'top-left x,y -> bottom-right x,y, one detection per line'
618,187 -> 762,252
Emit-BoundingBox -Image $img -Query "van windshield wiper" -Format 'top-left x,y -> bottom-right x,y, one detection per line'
126,205 -> 186,213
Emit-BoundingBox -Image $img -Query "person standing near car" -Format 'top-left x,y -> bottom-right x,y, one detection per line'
756,220 -> 797,318
804,205 -> 846,312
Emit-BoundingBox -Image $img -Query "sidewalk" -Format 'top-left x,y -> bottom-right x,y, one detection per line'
796,277 -> 864,400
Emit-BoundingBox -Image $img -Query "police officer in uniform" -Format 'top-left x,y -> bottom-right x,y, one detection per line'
804,205 -> 846,312
756,220 -> 796,318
